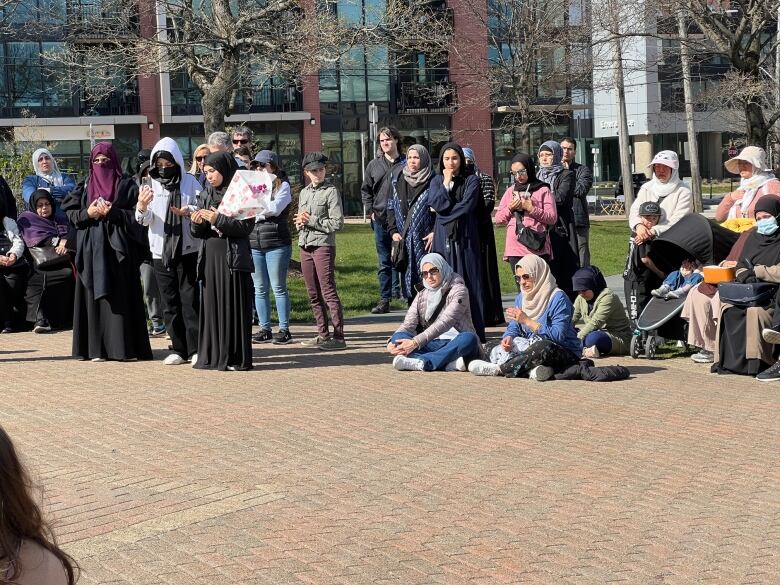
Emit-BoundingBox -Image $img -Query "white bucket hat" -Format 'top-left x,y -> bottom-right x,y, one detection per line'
647,150 -> 679,170
725,145 -> 770,175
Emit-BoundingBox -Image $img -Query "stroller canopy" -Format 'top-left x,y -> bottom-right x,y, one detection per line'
648,213 -> 740,275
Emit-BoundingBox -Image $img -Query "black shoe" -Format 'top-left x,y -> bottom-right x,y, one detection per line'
757,360 -> 780,381
252,329 -> 273,343
33,319 -> 51,334
370,300 -> 390,314
273,329 -> 293,344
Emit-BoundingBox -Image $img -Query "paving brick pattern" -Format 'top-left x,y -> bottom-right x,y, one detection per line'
2,314 -> 779,584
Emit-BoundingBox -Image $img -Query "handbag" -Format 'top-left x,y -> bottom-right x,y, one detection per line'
718,281 -> 778,307
29,246 -> 70,270
390,191 -> 415,273
513,186 -> 548,251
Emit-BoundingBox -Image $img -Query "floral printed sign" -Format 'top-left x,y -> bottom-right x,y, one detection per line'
217,170 -> 276,219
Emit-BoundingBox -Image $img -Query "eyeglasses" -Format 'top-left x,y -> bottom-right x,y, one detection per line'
232,139 -> 249,144
195,156 -> 206,162
512,170 -> 528,177
38,155 -> 51,162
421,267 -> 440,279
514,273 -> 532,284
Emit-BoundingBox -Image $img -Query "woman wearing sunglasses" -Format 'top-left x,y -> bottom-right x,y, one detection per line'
388,252 -> 482,371
189,144 -> 211,187
468,254 -> 580,380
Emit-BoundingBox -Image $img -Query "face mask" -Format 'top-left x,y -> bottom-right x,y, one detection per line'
757,216 -> 779,236
153,165 -> 180,187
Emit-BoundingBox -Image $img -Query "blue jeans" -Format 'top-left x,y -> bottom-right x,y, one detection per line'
390,330 -> 480,371
251,245 -> 292,331
583,330 -> 613,354
373,221 -> 400,300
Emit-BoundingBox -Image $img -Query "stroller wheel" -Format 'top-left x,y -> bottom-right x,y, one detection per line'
645,335 -> 658,359
630,335 -> 643,359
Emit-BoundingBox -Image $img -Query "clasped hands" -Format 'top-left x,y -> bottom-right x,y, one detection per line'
387,338 -> 417,356
0,253 -> 17,267
191,207 -> 219,225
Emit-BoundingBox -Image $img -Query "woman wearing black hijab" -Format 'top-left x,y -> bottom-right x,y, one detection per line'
428,142 -> 485,342
714,195 -> 780,377
190,152 -> 254,371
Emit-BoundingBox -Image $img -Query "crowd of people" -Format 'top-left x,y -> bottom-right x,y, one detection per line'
2,126 -> 780,381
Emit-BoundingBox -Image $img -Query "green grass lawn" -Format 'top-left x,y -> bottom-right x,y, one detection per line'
286,221 -> 630,322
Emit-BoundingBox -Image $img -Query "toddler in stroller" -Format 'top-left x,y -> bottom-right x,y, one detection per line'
651,258 -> 703,300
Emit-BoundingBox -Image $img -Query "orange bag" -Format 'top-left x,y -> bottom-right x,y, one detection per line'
703,265 -> 736,284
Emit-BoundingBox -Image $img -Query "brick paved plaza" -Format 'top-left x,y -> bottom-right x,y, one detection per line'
2,313 -> 779,584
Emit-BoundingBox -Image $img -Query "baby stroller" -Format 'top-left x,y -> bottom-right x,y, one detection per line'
626,214 -> 739,359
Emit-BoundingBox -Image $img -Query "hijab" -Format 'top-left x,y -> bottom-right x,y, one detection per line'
510,153 -> 546,194
203,152 -> 239,205
437,142 -> 470,194
516,255 -> 561,321
741,195 -> 780,268
86,142 -> 123,203
17,189 -> 69,248
572,265 -> 608,310
536,141 -> 564,188
32,148 -> 64,187
403,144 -> 433,188
730,149 -> 776,219
646,151 -> 683,198
419,252 -> 454,321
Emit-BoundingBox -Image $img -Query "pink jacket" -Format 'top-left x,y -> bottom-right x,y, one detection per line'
494,185 -> 557,259
715,178 -> 780,222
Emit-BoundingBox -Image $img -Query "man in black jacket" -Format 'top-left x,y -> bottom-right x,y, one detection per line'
361,126 -> 404,314
562,137 -> 594,267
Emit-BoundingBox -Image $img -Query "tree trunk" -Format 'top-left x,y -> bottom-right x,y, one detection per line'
200,90 -> 229,135
746,101 -> 769,148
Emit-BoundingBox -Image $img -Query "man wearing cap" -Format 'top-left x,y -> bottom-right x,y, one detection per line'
715,145 -> 780,222
361,126 -> 404,314
628,149 -> 692,245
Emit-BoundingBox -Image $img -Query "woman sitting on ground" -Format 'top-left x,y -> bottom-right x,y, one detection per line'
388,253 -> 482,372
17,189 -> 75,332
0,425 -> 78,584
571,265 -> 632,358
715,146 -> 780,222
468,254 -> 581,379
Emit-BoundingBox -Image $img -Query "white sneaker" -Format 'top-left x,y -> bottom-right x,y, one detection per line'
393,356 -> 425,371
91,357 -> 106,363
444,357 -> 467,372
762,328 -> 780,344
529,365 -> 554,381
163,354 -> 186,365
582,345 -> 601,359
468,360 -> 501,376
190,354 -> 198,366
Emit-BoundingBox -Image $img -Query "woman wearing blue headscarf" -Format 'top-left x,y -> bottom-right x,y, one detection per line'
538,140 -> 579,299
387,253 -> 482,371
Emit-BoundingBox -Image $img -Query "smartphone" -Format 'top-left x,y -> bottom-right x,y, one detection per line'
95,196 -> 106,205
141,176 -> 152,189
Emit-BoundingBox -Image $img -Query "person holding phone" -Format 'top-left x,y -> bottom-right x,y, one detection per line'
136,137 -> 201,366
494,152 -> 557,273
62,142 -> 152,362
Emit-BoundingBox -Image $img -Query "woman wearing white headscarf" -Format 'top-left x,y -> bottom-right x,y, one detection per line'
628,150 -> 693,243
715,146 -> 780,221
22,148 -> 76,208
468,254 -> 581,379
387,252 -> 482,371
626,150 -> 693,317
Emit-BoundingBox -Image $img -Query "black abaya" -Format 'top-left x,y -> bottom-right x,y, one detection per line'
194,237 -> 253,371
63,178 -> 152,360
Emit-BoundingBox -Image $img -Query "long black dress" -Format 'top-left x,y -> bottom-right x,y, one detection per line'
548,170 -> 580,300
191,187 -> 254,371
475,171 -> 504,326
62,178 -> 152,360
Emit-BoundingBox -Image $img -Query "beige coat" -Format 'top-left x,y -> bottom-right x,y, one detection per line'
1,540 -> 69,585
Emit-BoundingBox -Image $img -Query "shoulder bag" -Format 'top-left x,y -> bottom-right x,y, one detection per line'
514,185 -> 548,251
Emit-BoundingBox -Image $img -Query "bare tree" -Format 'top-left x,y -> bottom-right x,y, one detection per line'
673,0 -> 780,147
40,0 -> 452,136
